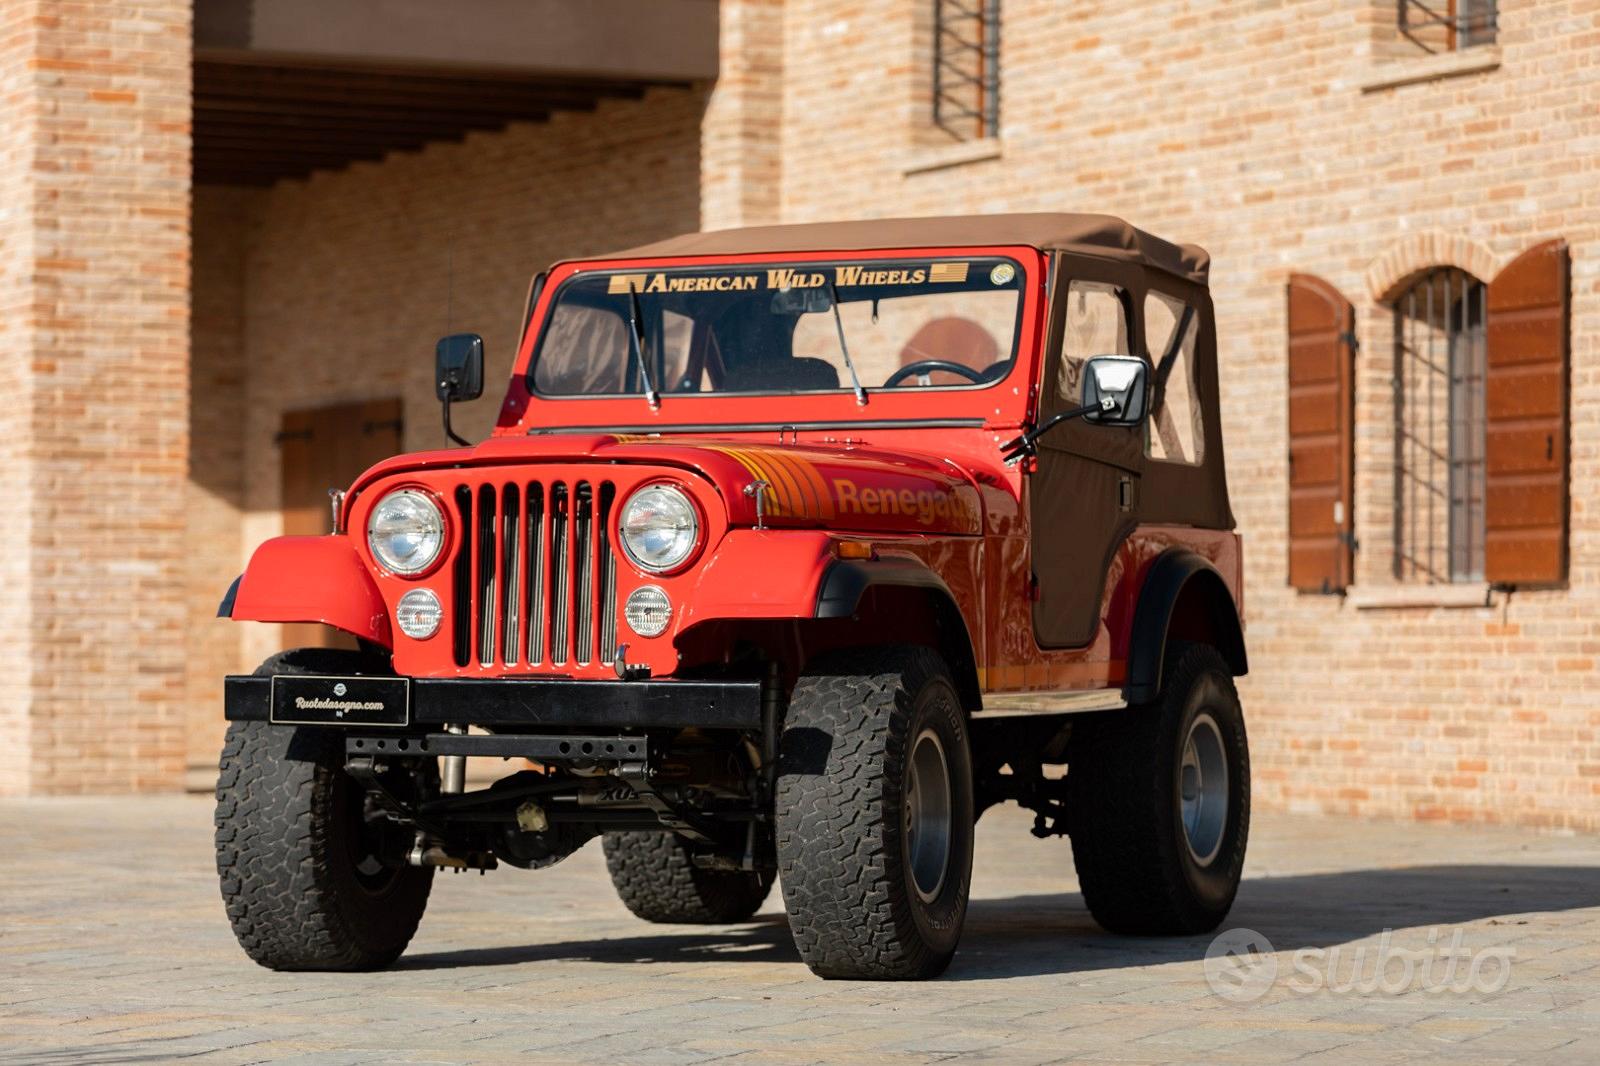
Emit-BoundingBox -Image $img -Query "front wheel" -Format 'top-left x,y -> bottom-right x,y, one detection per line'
603,831 -> 773,924
214,649 -> 433,971
776,646 -> 974,980
1067,640 -> 1250,935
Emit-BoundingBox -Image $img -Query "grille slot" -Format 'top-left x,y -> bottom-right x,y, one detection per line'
452,478 -> 617,670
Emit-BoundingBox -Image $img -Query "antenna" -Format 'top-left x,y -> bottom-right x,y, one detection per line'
445,235 -> 455,334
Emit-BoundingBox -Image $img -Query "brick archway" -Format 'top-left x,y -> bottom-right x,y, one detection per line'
1365,231 -> 1500,304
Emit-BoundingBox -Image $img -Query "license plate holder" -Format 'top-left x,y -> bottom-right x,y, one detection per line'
269,675 -> 410,728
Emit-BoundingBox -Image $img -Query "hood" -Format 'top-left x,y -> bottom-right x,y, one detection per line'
348,434 -> 984,536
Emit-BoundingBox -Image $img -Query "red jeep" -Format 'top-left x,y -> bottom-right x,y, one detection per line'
216,214 -> 1249,980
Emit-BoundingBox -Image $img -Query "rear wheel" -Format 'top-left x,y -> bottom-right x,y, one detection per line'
776,646 -> 974,980
603,831 -> 773,923
1067,641 -> 1249,935
214,649 -> 433,971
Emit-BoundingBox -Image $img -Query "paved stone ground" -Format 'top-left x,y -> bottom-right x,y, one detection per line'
2,794 -> 1597,1065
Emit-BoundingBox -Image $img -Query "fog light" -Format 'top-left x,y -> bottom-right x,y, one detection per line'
396,588 -> 442,640
624,586 -> 672,638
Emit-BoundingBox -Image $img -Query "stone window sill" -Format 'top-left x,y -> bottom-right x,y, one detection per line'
904,137 -> 1003,176
1347,583 -> 1493,610
1360,46 -> 1501,93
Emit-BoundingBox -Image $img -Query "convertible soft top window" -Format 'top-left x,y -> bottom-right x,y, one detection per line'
531,257 -> 1024,397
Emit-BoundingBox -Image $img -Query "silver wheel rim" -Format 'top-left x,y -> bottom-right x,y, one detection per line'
1180,712 -> 1229,867
905,728 -> 953,903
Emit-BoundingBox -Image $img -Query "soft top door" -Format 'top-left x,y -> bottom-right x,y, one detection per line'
1029,253 -> 1146,649
1029,253 -> 1234,650
1139,278 -> 1233,532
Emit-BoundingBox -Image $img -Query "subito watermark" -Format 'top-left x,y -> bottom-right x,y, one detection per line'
1203,926 -> 1514,1003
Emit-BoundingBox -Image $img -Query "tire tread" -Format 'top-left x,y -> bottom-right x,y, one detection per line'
214,649 -> 431,971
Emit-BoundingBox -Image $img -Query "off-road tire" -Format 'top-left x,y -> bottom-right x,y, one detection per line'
602,832 -> 773,923
776,646 -> 974,980
1067,640 -> 1249,936
214,648 -> 433,971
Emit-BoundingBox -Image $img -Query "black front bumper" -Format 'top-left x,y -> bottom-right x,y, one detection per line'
224,676 -> 762,731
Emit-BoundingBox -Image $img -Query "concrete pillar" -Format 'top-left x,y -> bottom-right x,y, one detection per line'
0,0 -> 192,794
700,0 -> 784,230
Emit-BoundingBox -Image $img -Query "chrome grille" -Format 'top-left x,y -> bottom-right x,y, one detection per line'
452,479 -> 618,670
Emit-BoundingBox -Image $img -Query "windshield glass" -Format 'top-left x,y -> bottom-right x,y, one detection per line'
530,256 -> 1024,397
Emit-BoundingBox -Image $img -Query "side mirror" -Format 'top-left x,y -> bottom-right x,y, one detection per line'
435,333 -> 484,402
999,353 -> 1151,464
1082,355 -> 1149,427
435,333 -> 484,447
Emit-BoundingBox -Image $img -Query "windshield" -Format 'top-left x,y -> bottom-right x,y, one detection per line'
530,256 -> 1024,397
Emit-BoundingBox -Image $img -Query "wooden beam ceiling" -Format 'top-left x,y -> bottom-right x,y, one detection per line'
193,57 -> 687,186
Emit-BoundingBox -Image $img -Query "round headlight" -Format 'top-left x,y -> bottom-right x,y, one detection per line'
367,489 -> 445,576
624,586 -> 672,637
395,588 -> 442,640
619,483 -> 700,573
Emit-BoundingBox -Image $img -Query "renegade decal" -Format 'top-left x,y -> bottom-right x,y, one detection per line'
832,478 -> 979,527
616,438 -> 838,522
708,445 -> 836,521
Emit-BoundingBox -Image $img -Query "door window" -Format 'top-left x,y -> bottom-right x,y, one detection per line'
1144,290 -> 1204,465
1059,281 -> 1130,403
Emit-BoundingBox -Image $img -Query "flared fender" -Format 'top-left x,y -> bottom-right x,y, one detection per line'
680,530 -> 838,625
679,530 -> 980,708
219,536 -> 392,647
1124,549 -> 1247,704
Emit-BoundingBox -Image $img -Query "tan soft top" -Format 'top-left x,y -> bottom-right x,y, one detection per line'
604,212 -> 1209,285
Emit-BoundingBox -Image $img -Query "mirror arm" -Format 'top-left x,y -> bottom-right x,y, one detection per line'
440,391 -> 472,448
1001,398 -> 1113,465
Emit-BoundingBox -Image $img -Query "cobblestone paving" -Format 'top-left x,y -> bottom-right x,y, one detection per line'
2,795 -> 1597,1064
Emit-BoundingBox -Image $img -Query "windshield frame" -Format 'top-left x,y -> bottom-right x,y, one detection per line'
495,245 -> 1046,435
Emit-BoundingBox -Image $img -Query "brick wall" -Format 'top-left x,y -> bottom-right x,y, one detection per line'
702,0 -> 785,229
186,185 -> 254,778
0,1 -> 40,796
0,0 -> 190,795
762,0 -> 1600,831
193,88 -> 708,681
121,0 -> 1587,825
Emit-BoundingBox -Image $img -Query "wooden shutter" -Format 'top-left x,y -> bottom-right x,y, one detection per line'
1286,274 -> 1356,592
1485,239 -> 1570,586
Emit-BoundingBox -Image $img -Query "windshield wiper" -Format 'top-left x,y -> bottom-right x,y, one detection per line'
626,285 -> 661,409
827,282 -> 868,407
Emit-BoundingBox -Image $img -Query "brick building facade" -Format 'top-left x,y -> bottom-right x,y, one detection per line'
1,1 -> 1596,832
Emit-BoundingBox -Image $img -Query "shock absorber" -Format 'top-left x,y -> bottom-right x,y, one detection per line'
761,661 -> 782,796
441,722 -> 467,794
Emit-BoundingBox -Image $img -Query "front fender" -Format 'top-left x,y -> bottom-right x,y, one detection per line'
220,536 -> 392,647
680,530 -> 837,625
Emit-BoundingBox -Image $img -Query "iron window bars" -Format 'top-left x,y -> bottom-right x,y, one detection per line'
1393,268 -> 1488,584
933,0 -> 1000,141
1399,0 -> 1497,53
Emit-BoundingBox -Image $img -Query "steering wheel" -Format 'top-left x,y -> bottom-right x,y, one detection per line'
883,359 -> 988,388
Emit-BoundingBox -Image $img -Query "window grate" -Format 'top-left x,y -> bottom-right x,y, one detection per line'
933,0 -> 1000,141
1398,0 -> 1497,53
1393,268 -> 1487,584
